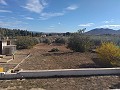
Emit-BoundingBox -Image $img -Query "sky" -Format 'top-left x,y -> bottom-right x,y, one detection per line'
0,0 -> 120,32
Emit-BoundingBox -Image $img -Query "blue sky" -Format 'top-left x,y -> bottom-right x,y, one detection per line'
0,0 -> 120,32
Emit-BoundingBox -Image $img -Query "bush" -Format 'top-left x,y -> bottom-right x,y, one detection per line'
96,42 -> 120,66
92,39 -> 102,46
16,36 -> 38,49
38,37 -> 45,43
67,34 -> 92,52
33,37 -> 39,44
49,48 -> 59,52
54,37 -> 66,44
43,38 -> 51,44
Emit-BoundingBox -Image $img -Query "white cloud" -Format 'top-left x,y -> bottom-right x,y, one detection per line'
0,0 -> 7,5
39,12 -> 64,20
46,25 -> 55,30
41,0 -> 48,6
0,21 -> 16,27
41,12 -> 64,17
38,4 -> 78,20
0,21 -> 9,27
78,23 -> 94,27
39,17 -> 48,20
23,0 -> 47,13
0,20 -> 28,27
104,21 -> 110,24
103,19 -> 114,24
66,5 -> 78,10
0,10 -> 12,13
98,25 -> 120,29
25,17 -> 34,20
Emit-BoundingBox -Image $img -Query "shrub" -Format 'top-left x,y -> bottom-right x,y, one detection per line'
43,38 -> 51,44
54,37 -> 66,44
38,37 -> 45,43
33,37 -> 39,44
67,34 -> 92,52
96,42 -> 120,66
92,39 -> 102,46
16,36 -> 38,49
49,48 -> 59,52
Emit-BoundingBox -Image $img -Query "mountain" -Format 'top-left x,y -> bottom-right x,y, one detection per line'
85,28 -> 120,35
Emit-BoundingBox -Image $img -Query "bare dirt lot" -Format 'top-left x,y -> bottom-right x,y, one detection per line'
17,43 -> 99,70
0,54 -> 28,72
0,43 -> 120,90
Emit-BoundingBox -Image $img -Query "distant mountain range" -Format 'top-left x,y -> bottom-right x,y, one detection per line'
85,28 -> 120,35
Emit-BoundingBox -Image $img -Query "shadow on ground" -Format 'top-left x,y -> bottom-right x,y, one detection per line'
79,63 -> 100,68
109,83 -> 120,89
92,58 -> 113,68
79,58 -> 113,68
42,52 -> 73,56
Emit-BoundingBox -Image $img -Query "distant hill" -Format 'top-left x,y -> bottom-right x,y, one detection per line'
85,28 -> 120,35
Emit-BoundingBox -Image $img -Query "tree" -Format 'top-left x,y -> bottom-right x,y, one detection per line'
0,27 -> 43,37
77,28 -> 86,34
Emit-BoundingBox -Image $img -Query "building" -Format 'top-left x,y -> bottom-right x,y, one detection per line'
0,40 -> 16,55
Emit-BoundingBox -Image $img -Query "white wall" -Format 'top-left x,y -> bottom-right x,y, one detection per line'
2,42 -> 7,49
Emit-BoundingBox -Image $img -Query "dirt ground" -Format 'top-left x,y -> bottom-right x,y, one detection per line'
0,54 -> 28,72
17,43 -> 99,70
0,43 -> 120,90
0,76 -> 119,90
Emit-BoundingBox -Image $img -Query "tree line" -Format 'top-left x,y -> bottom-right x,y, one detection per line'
0,27 -> 43,37
0,27 -> 73,38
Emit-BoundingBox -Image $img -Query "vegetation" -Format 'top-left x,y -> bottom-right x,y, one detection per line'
49,48 -> 59,52
96,42 -> 120,66
0,27 -> 42,37
90,35 -> 120,45
67,30 -> 92,52
54,37 -> 66,44
0,27 -> 73,38
43,38 -> 52,44
15,36 -> 39,49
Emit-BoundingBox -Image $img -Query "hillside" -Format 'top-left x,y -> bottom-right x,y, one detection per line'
86,28 -> 120,35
